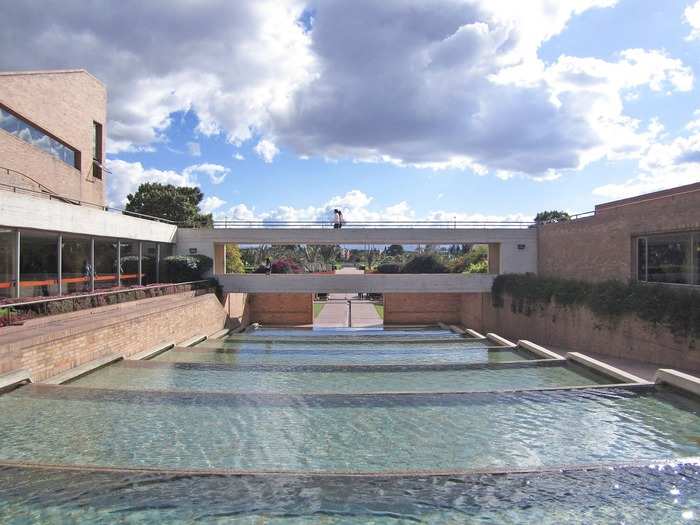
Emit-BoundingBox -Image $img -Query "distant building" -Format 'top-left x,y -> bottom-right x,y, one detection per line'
0,69 -> 107,206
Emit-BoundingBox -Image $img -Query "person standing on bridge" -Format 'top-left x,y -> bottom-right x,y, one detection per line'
333,209 -> 344,229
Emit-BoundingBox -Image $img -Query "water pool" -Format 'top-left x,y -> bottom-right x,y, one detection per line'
1,463 -> 698,524
2,326 -> 699,522
71,360 -> 616,394
0,385 -> 697,473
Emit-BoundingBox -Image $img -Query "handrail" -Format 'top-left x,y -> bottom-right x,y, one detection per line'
0,280 -> 210,311
210,220 -> 536,229
0,170 -> 177,224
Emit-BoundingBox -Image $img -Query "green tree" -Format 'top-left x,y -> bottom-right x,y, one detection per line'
534,210 -> 571,224
125,183 -> 213,227
385,244 -> 404,256
225,244 -> 245,274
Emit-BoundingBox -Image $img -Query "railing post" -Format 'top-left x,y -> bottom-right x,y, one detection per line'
14,230 -> 20,299
138,242 -> 143,286
117,240 -> 121,287
57,234 -> 63,296
90,237 -> 95,292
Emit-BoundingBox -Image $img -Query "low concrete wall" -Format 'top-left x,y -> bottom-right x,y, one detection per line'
0,291 -> 226,381
477,293 -> 699,372
224,292 -> 250,329
248,293 -> 313,325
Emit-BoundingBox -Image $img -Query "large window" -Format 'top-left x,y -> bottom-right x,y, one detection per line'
636,232 -> 698,285
61,236 -> 92,294
0,105 -> 79,169
92,121 -> 103,179
142,242 -> 158,285
94,239 -> 118,290
119,241 -> 140,285
20,230 -> 59,297
0,230 -> 17,299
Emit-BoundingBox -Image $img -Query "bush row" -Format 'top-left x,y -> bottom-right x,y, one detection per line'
491,273 -> 700,339
375,254 -> 488,274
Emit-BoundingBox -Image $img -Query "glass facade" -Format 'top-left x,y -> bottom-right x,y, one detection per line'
636,232 -> 698,286
20,231 -> 59,297
142,242 -> 158,285
0,230 -> 17,299
94,239 -> 118,290
0,229 -> 174,300
119,241 -> 141,286
0,106 -> 78,168
61,236 -> 92,294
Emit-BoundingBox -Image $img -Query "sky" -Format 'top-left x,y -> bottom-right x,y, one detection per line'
1,0 -> 699,223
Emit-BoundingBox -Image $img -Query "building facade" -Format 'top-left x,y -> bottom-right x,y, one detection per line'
538,182 -> 700,286
0,69 -> 106,206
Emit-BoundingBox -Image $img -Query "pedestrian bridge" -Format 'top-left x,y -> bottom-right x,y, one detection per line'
176,221 -> 538,281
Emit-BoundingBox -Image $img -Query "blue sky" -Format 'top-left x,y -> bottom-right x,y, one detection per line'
2,0 -> 699,222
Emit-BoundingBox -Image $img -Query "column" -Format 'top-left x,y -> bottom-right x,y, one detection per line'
57,234 -> 63,296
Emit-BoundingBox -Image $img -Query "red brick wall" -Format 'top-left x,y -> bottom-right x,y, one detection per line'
0,292 -> 226,381
0,70 -> 107,205
384,293 -> 464,324
248,293 -> 313,325
538,183 -> 700,282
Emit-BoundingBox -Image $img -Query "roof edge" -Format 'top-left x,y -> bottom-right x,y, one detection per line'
595,181 -> 700,212
0,69 -> 105,87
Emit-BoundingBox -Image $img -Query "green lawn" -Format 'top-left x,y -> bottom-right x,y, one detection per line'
313,302 -> 325,318
374,303 -> 384,319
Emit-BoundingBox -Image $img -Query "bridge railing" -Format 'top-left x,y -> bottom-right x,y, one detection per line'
211,220 -> 536,229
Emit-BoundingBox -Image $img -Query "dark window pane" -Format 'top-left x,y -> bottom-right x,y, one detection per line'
61,236 -> 91,294
20,231 -> 58,297
142,242 -> 157,285
119,241 -> 140,285
0,229 -> 17,299
647,234 -> 691,284
94,240 -> 118,290
637,238 -> 647,281
0,107 -> 77,168
695,235 -> 700,286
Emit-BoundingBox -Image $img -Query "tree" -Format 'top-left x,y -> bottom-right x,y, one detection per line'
125,183 -> 213,227
534,210 -> 571,224
385,244 -> 404,257
225,244 -> 245,274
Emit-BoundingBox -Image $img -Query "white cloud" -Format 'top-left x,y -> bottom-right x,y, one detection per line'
200,195 -> 226,214
233,153 -> 245,160
254,139 -> 280,163
592,110 -> 700,199
183,163 -> 229,184
187,141 -> 202,157
106,159 -> 199,207
685,1 -> 700,40
4,0 -> 694,182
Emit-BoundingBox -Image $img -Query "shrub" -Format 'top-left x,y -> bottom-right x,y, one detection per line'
162,254 -> 213,282
376,263 -> 402,274
401,254 -> 447,274
491,273 -> 699,339
270,258 -> 304,274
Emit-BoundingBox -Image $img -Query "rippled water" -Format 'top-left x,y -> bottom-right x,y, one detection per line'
0,386 -> 698,472
72,361 -> 614,394
1,463 -> 698,524
153,345 -> 532,366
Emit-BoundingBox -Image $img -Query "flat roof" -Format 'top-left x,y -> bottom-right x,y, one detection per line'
596,181 -> 700,211
0,68 -> 105,87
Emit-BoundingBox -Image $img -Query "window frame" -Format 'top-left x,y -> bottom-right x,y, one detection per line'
635,230 -> 698,287
0,103 -> 81,170
92,121 -> 103,179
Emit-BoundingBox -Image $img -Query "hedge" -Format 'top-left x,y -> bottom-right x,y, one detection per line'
161,254 -> 213,282
491,273 -> 700,340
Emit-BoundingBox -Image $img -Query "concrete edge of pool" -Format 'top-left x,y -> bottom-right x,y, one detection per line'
1,456 -> 698,479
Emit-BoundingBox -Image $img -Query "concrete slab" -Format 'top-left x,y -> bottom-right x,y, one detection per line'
42,354 -> 122,385
655,369 -> 700,397
518,340 -> 565,361
350,302 -> 383,328
0,369 -> 32,392
208,328 -> 230,340
315,302 -> 350,328
130,342 -> 175,361
178,334 -> 207,347
486,333 -> 517,347
566,352 -> 648,384
464,328 -> 486,339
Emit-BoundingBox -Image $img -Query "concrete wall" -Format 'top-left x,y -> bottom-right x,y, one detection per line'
217,273 -> 495,293
0,191 -> 177,243
0,291 -> 226,382
223,292 -> 250,329
248,293 -> 313,325
465,293 -> 699,372
538,182 -> 700,281
0,70 -> 107,205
